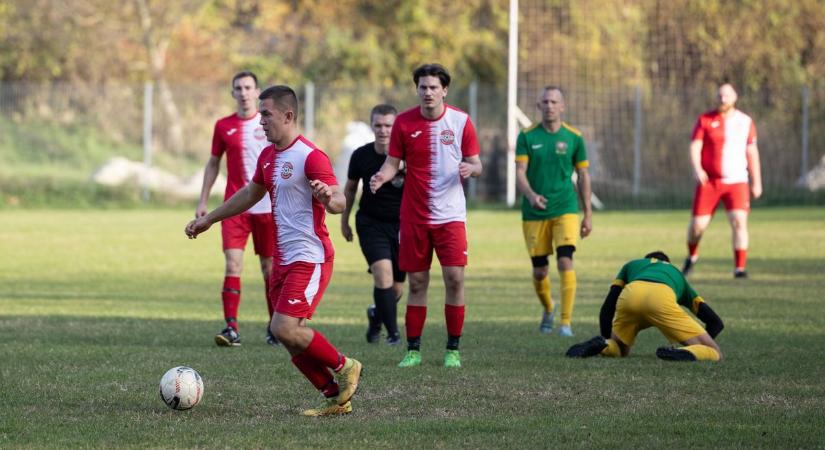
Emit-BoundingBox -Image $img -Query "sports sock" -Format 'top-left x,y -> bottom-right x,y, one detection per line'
291,352 -> 337,395
601,339 -> 621,357
374,286 -> 399,336
405,304 -> 427,340
734,249 -> 747,271
532,276 -> 553,312
222,276 -> 241,330
560,270 -> 576,326
444,304 -> 465,350
681,344 -> 720,361
688,243 -> 699,260
304,331 -> 346,372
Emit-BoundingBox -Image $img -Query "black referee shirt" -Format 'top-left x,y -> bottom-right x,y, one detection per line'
347,142 -> 403,223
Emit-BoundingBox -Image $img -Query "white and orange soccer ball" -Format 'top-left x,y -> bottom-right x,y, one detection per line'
159,366 -> 204,410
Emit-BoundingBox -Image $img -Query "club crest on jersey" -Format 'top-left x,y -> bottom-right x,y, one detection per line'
440,129 -> 455,145
281,162 -> 294,179
254,127 -> 266,140
555,142 -> 568,155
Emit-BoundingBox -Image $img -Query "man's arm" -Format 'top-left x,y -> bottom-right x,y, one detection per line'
695,302 -> 724,339
196,155 -> 221,217
369,155 -> 401,193
186,182 -> 266,239
515,161 -> 546,210
310,180 -> 346,214
690,139 -> 708,185
599,285 -> 623,338
459,155 -> 483,179
746,143 -> 762,199
340,178 -> 359,241
576,166 -> 592,238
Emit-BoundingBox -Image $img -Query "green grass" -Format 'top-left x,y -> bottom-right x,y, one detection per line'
1,208 -> 824,449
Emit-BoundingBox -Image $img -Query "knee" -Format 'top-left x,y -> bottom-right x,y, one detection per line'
225,259 -> 243,276
443,272 -> 464,291
270,321 -> 295,345
532,266 -> 549,281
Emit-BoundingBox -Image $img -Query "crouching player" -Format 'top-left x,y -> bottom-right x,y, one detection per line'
566,251 -> 724,361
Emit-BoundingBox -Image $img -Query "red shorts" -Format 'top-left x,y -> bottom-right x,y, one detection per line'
399,221 -> 467,272
691,181 -> 750,216
270,260 -> 333,319
221,212 -> 275,257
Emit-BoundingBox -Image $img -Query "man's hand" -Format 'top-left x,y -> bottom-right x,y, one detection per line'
195,202 -> 208,218
341,221 -> 353,242
694,168 -> 709,185
310,180 -> 333,205
369,172 -> 388,194
185,217 -> 212,239
458,162 -> 474,179
528,193 -> 547,210
580,215 -> 592,238
751,182 -> 763,199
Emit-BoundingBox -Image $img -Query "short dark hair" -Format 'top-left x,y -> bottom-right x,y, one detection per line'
370,104 -> 397,122
413,64 -> 451,88
259,85 -> 299,121
644,251 -> 670,262
543,85 -> 565,98
232,71 -> 258,88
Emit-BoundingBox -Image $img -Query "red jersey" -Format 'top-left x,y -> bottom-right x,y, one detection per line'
211,112 -> 271,214
388,105 -> 480,225
252,136 -> 338,266
691,109 -> 757,184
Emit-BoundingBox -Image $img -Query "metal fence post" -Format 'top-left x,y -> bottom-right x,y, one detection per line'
304,81 -> 315,139
801,85 -> 810,180
142,81 -> 154,202
632,85 -> 642,197
468,80 -> 478,201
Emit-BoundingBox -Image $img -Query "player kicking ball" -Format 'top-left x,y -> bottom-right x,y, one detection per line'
566,251 -> 724,362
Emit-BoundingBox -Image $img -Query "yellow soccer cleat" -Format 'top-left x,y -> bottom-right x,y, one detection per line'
335,358 -> 362,405
301,398 -> 353,417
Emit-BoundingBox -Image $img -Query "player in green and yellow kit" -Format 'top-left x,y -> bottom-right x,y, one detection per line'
566,251 -> 724,361
515,86 -> 592,337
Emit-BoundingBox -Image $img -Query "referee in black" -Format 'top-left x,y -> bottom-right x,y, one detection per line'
341,104 -> 405,345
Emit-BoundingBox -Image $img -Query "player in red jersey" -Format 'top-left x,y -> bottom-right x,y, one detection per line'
196,72 -> 276,347
370,64 -> 483,369
187,85 -> 362,417
683,83 -> 763,279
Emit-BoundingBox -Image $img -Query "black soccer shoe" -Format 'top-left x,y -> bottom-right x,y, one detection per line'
565,336 -> 608,358
682,257 -> 696,276
366,305 -> 381,343
265,327 -> 281,347
656,347 -> 697,361
215,327 -> 241,347
734,270 -> 748,279
385,332 -> 401,346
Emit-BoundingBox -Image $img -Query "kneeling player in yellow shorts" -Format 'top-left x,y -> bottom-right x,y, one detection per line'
565,251 -> 724,361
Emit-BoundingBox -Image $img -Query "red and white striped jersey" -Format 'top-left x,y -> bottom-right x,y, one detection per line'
691,109 -> 757,184
211,112 -> 271,214
252,136 -> 337,266
388,105 -> 480,225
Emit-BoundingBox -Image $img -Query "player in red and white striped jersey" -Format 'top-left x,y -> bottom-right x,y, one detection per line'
196,72 -> 276,347
370,64 -> 483,369
187,85 -> 361,417
683,83 -> 763,278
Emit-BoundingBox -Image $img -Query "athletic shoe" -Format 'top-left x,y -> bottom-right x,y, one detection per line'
443,350 -> 461,368
301,398 -> 353,417
265,327 -> 280,347
565,336 -> 607,358
215,327 -> 241,347
558,325 -> 574,337
734,270 -> 748,279
398,350 -> 422,368
539,310 -> 555,334
385,332 -> 401,346
682,257 -> 696,276
335,358 -> 362,405
656,346 -> 697,361
366,306 -> 381,344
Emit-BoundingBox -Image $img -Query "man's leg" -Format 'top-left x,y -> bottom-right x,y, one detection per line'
531,263 -> 555,334
442,266 -> 465,368
399,271 -> 429,367
557,250 -> 576,337
215,248 -> 244,346
727,209 -> 749,277
684,214 -> 712,274
657,332 -> 722,362
370,259 -> 398,342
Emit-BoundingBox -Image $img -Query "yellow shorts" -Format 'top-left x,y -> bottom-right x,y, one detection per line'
522,214 -> 579,257
612,280 -> 706,346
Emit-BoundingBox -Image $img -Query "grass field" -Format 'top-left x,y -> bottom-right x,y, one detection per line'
1,207 -> 824,449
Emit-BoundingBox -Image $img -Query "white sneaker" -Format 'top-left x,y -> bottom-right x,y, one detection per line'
539,310 -> 554,334
558,325 -> 574,337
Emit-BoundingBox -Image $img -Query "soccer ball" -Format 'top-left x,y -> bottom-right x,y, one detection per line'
159,366 -> 204,410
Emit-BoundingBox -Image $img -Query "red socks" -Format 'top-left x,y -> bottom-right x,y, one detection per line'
222,276 -> 241,330
688,243 -> 699,259
445,304 -> 465,337
405,305 -> 427,339
734,249 -> 747,271
303,331 -> 345,372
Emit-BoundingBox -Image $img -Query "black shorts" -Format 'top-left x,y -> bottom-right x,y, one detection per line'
355,213 -> 406,283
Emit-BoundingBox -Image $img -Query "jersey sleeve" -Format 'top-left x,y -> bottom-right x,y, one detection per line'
573,134 -> 589,169
211,121 -> 225,157
611,262 -> 630,288
252,151 -> 265,185
461,117 -> 480,157
515,131 -> 529,164
346,148 -> 360,181
305,149 -> 339,186
388,121 -> 405,159
678,281 -> 702,311
690,117 -> 705,142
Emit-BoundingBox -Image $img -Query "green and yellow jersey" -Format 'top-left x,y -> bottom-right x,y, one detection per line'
611,258 -> 705,313
516,122 -> 589,221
